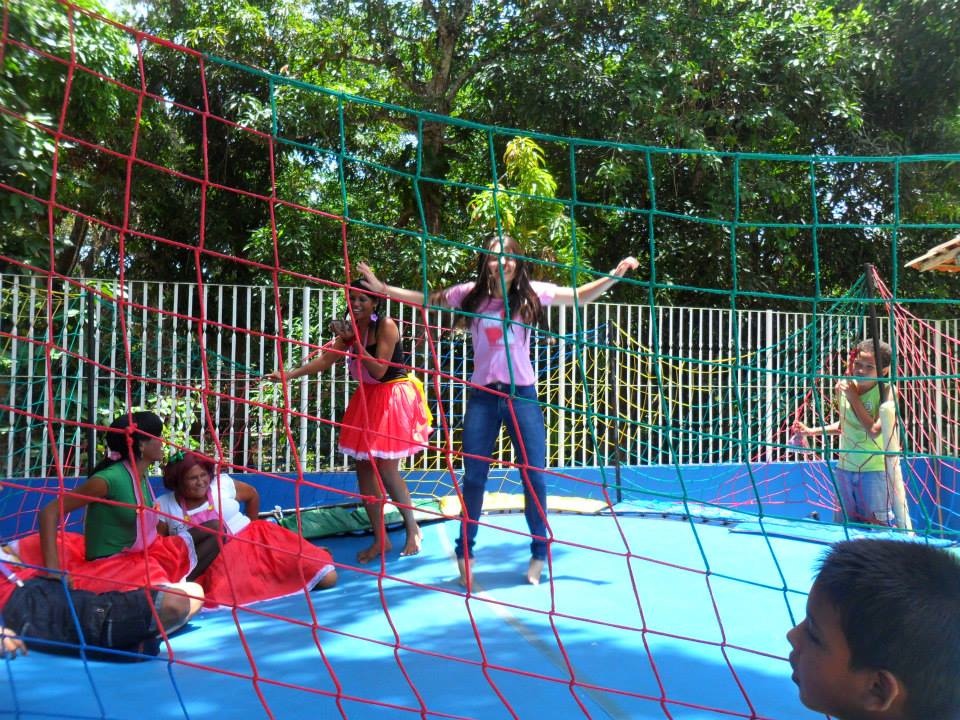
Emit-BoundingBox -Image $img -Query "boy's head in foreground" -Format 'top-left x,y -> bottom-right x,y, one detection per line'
787,538 -> 960,720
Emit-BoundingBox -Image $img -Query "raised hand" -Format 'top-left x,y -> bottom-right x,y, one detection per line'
356,262 -> 385,294
613,256 -> 639,276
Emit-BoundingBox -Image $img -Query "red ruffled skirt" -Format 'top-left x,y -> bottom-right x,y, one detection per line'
196,520 -> 335,608
12,531 -> 192,593
338,377 -> 432,460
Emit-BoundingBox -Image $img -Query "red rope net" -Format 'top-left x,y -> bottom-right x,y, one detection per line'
7,2 -> 953,719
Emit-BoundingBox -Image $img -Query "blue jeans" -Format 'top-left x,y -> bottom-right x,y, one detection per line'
455,383 -> 549,561
834,468 -> 895,526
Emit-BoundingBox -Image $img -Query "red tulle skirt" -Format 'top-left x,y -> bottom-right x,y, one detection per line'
338,378 -> 432,460
13,531 -> 192,593
196,520 -> 335,608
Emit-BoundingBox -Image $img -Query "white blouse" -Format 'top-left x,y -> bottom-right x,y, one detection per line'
155,473 -> 251,536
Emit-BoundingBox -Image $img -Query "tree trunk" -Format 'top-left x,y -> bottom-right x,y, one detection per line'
54,217 -> 89,277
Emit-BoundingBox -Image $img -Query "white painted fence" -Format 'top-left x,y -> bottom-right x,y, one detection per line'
1,274 -> 954,478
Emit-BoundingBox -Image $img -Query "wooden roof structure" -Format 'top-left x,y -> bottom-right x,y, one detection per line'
906,234 -> 960,273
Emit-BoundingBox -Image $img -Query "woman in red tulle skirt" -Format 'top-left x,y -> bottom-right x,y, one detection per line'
12,530 -> 190,595
156,452 -> 337,608
31,412 -> 196,596
265,277 -> 432,564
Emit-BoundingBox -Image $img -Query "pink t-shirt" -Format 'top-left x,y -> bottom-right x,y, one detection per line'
444,281 -> 557,386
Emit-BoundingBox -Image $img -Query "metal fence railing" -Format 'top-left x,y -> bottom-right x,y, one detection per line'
1,273 -> 956,479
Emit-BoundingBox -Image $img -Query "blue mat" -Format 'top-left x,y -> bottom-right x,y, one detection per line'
731,516 -> 960,548
2,513 -> 826,719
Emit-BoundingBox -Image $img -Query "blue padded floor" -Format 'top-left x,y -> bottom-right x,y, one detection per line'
1,511 -> 829,720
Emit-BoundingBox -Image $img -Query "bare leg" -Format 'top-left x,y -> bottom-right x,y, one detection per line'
376,458 -> 422,557
311,546 -> 338,590
312,569 -> 338,590
457,556 -> 472,588
156,581 -> 205,634
356,461 -> 391,563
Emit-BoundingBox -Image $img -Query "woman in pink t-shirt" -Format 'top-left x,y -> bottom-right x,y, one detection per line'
359,236 -> 637,586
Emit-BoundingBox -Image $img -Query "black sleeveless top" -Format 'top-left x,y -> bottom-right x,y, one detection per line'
362,319 -> 406,383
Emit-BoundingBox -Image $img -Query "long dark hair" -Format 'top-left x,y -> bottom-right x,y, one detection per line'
458,235 -> 542,326
90,410 -> 164,475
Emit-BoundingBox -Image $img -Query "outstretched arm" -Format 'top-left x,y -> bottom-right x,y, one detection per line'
263,336 -> 351,383
551,256 -> 639,306
356,262 -> 441,308
793,419 -> 841,436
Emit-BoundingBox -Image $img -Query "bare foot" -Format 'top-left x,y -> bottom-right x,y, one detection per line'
399,529 -> 423,557
356,540 -> 391,564
457,557 -> 473,587
312,569 -> 338,590
526,558 -> 545,585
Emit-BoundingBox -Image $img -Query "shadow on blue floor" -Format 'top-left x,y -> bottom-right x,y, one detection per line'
1,511 -> 832,720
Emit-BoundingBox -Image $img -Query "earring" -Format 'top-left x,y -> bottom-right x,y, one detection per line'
370,312 -> 378,322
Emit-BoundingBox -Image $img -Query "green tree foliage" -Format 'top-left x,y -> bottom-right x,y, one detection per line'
468,136 -> 580,278
471,0 -> 883,303
0,0 -> 134,275
844,0 -> 960,310
5,0 -> 960,313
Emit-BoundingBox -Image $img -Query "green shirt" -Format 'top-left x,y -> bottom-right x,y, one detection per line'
83,461 -> 152,560
838,384 -> 885,473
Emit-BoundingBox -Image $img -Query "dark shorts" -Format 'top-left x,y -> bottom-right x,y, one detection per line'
3,578 -> 161,660
92,587 -> 160,649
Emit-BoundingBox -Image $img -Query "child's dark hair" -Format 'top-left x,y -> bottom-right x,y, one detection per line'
816,538 -> 960,720
458,235 -> 542,326
856,337 -> 892,371
91,411 -> 164,475
162,451 -> 217,492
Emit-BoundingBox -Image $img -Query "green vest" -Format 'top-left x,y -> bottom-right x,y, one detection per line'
838,384 -> 885,472
83,461 -> 152,560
